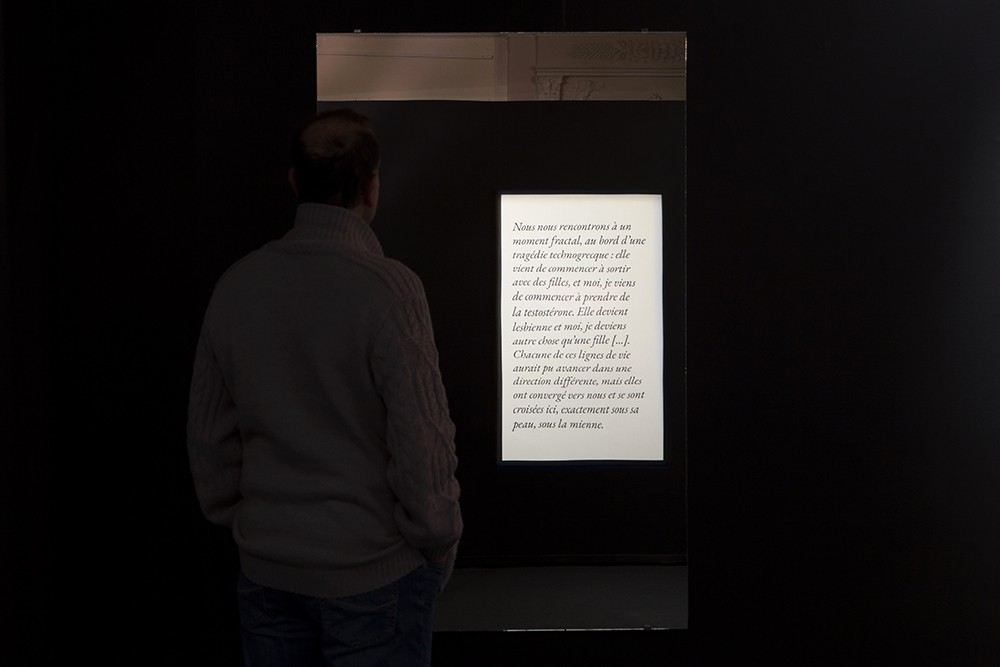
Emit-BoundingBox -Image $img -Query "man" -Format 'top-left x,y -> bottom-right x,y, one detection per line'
187,108 -> 462,666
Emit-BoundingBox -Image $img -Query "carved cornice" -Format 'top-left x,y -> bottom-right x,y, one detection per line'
568,39 -> 685,64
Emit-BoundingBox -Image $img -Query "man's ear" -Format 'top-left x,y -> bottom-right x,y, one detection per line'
363,172 -> 380,208
288,167 -> 299,197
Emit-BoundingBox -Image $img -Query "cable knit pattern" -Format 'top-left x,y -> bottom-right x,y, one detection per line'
187,203 -> 462,598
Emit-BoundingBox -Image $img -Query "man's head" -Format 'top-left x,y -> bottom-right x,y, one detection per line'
290,109 -> 381,222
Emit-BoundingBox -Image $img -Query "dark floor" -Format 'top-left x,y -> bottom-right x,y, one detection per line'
434,565 -> 688,631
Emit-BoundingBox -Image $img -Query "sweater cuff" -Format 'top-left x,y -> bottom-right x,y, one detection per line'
422,541 -> 459,593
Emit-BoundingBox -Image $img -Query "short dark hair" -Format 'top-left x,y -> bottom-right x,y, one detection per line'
291,109 -> 380,208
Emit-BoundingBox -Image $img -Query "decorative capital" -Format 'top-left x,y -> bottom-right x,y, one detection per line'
534,75 -> 564,100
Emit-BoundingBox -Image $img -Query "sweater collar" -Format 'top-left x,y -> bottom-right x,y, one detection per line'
284,203 -> 384,256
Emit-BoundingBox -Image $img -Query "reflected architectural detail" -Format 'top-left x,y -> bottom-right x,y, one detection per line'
533,75 -> 563,100
568,38 -> 685,64
562,79 -> 604,100
317,32 -> 685,102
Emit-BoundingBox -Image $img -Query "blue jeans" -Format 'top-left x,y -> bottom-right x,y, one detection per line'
237,565 -> 443,667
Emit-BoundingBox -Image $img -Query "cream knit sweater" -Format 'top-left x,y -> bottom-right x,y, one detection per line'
187,203 -> 462,598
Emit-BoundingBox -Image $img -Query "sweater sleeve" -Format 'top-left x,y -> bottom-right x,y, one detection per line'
186,325 -> 243,527
372,284 -> 463,576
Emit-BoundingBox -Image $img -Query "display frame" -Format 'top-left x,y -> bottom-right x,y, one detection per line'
496,188 -> 669,467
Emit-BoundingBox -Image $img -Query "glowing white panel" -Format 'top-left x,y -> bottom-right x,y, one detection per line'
499,194 -> 664,462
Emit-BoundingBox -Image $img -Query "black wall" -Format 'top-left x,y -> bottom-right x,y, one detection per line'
320,100 -> 688,563
4,1 -> 1000,664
